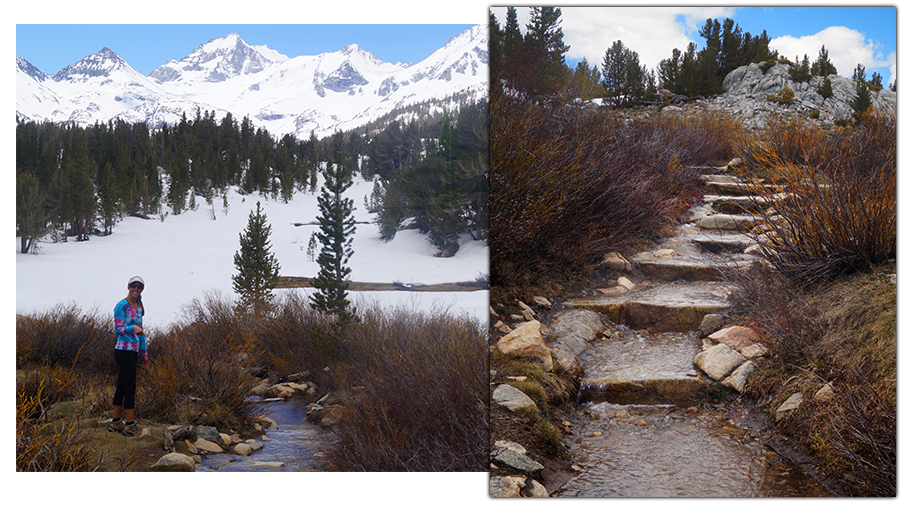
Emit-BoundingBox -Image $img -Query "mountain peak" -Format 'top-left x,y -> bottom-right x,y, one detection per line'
150,32 -> 287,83
52,47 -> 133,82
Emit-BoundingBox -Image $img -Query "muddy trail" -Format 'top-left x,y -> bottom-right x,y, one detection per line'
546,165 -> 833,497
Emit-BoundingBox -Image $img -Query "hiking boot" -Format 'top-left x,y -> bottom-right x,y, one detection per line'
107,419 -> 124,433
121,421 -> 139,437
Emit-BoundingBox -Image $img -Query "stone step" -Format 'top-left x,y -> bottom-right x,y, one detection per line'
702,180 -> 777,196
564,281 -> 733,333
632,250 -> 754,281
577,330 -> 708,406
702,194 -> 769,215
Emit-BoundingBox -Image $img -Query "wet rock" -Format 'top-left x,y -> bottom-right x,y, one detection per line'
492,384 -> 537,412
550,347 -> 581,379
722,360 -> 756,392
253,414 -> 278,430
150,452 -> 196,472
693,343 -> 747,381
490,476 -> 526,497
546,309 -> 610,356
497,320 -> 553,372
234,442 -> 252,456
697,214 -> 762,231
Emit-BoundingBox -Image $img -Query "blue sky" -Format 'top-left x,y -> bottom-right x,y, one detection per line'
16,24 -> 478,76
496,5 -> 897,85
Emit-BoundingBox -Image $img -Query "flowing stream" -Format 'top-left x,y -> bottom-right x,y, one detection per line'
198,397 -> 329,472
551,171 -> 833,497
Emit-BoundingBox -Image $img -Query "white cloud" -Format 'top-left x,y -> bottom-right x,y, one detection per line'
490,6 -> 735,72
769,26 -> 895,83
560,7 -> 735,71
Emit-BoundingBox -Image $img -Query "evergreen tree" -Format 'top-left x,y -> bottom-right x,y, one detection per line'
810,45 -> 837,76
851,63 -> 873,120
524,6 -> 570,98
310,158 -> 357,323
817,76 -> 834,98
232,201 -> 281,313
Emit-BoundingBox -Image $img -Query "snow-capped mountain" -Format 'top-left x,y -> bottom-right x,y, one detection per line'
16,25 -> 488,139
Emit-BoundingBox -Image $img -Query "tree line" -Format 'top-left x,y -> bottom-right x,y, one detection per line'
491,7 -> 896,107
16,95 -> 487,257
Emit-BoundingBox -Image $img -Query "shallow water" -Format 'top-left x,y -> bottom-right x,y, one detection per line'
554,402 -> 830,497
198,397 -> 329,472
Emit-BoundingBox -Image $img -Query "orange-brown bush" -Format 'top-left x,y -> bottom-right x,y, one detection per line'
140,293 -> 262,428
325,300 -> 489,471
735,111 -> 896,284
489,92 -> 738,290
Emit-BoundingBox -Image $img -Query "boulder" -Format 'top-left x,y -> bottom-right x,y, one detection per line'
492,384 -> 537,412
693,343 -> 747,381
545,309 -> 609,356
708,326 -> 759,350
722,361 -> 756,392
150,452 -> 196,472
496,320 -> 553,372
193,437 -> 223,454
196,425 -> 223,446
490,476 -> 526,497
233,443 -> 252,456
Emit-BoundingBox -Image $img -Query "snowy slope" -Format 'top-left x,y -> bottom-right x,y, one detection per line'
16,25 -> 488,139
15,177 -> 489,330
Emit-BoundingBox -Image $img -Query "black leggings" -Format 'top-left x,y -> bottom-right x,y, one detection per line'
112,349 -> 138,410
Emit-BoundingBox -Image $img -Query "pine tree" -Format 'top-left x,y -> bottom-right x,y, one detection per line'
851,64 -> 873,119
310,157 -> 357,323
232,201 -> 281,313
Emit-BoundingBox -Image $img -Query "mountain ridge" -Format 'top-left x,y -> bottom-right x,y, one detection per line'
16,25 -> 487,139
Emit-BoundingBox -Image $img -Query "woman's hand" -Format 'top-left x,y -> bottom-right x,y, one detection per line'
142,355 -> 150,368
133,325 -> 143,335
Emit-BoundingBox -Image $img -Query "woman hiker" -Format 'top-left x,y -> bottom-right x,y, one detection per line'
108,276 -> 150,436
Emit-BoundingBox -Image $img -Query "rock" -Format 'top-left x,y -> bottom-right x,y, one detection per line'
602,251 -> 632,272
616,276 -> 636,290
709,326 -> 760,350
493,440 -> 526,455
193,437 -> 224,454
253,414 -> 278,430
150,452 -> 196,472
233,443 -> 252,456
776,392 -> 805,419
490,476 -> 526,497
517,300 -> 536,321
693,343 -> 748,381
492,384 -> 537,412
739,343 -> 767,359
653,248 -> 676,258
496,320 -> 553,372
550,347 -> 581,379
529,480 -> 550,497
196,425 -> 223,446
245,439 -> 264,452
722,361 -> 756,392
219,433 -> 232,447
532,296 -> 552,308
697,214 -> 761,231
814,383 -> 836,402
493,320 -> 513,335
699,314 -> 725,337
545,309 -> 609,356
492,447 -> 544,473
